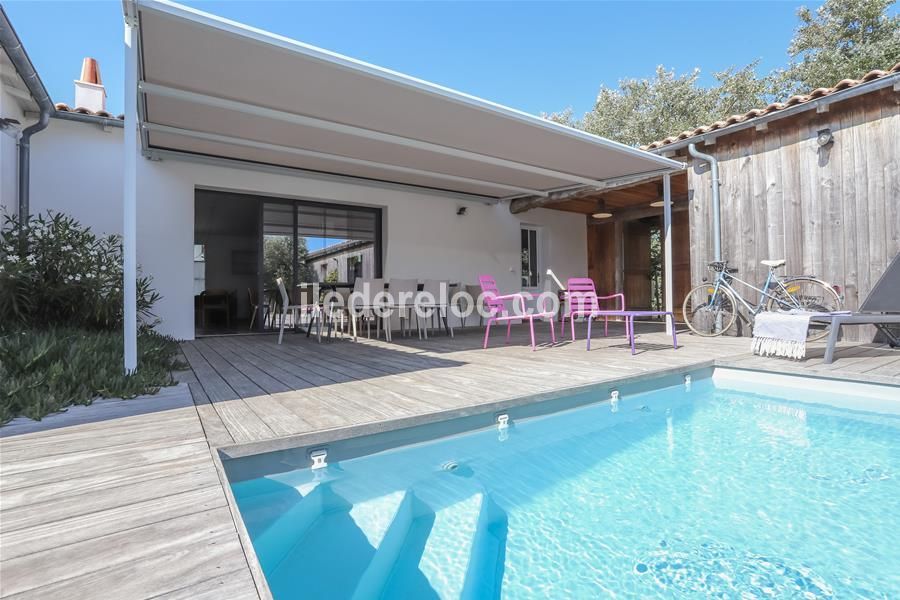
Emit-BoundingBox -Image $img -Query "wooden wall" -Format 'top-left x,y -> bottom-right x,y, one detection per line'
683,87 -> 899,341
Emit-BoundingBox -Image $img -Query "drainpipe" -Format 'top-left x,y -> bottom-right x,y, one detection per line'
687,143 -> 721,261
1,6 -> 55,220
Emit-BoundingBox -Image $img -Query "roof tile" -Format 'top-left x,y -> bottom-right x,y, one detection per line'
643,62 -> 900,150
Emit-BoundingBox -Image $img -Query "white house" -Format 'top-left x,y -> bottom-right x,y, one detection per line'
1,1 -> 682,368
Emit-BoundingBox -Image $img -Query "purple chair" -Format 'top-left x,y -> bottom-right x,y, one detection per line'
561,277 -> 625,341
479,275 -> 556,351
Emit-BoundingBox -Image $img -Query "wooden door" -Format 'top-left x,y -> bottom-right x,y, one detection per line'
670,210 -> 691,320
624,220 -> 653,310
587,220 -> 617,295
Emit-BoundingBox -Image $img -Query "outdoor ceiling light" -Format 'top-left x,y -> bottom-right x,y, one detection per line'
591,198 -> 612,219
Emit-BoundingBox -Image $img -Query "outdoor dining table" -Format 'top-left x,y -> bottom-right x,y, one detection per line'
586,310 -> 678,354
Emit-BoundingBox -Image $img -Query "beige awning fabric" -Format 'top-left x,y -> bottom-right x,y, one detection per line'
132,0 -> 682,200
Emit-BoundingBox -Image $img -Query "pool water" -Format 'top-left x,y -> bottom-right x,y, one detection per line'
230,377 -> 900,599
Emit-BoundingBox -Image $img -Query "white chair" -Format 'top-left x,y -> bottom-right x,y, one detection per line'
350,278 -> 390,341
461,284 -> 484,329
417,279 -> 454,339
276,278 -> 324,344
387,278 -> 420,337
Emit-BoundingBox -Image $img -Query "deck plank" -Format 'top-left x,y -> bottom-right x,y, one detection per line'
2,322 -> 895,600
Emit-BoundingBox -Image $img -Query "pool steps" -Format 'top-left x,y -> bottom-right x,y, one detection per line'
237,476 -> 508,599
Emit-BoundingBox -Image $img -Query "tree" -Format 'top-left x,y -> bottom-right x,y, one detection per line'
547,63 -> 768,148
543,0 -> 898,147
774,0 -> 900,96
263,236 -> 312,288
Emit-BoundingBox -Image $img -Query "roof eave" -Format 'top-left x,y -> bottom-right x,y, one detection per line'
649,71 -> 900,155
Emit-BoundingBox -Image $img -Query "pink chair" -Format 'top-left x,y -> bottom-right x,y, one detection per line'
479,275 -> 556,351
562,278 -> 625,340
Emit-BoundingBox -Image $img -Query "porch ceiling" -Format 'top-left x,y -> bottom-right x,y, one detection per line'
130,0 -> 681,201
552,172 -> 690,215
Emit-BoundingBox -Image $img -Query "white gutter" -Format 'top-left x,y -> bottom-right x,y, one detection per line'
688,143 -> 721,262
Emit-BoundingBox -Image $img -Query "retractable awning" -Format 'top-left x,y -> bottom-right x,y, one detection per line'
120,0 -> 683,372
128,0 -> 682,201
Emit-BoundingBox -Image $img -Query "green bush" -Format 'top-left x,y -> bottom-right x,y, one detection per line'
0,211 -> 182,424
0,211 -> 160,330
0,328 -> 185,424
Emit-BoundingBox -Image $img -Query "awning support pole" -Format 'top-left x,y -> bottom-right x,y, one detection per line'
663,172 -> 674,336
123,14 -> 138,374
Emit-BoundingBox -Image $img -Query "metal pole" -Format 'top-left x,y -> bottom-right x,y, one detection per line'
123,17 -> 138,373
663,172 -> 674,335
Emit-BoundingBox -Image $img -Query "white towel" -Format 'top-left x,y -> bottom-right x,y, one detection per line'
752,312 -> 812,359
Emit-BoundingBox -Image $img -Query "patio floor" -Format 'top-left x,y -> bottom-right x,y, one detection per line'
1,322 -> 897,599
178,322 -> 900,450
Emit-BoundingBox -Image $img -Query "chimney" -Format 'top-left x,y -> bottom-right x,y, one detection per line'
74,57 -> 106,113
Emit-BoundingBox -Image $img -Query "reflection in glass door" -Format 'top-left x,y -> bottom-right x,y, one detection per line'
257,200 -> 382,331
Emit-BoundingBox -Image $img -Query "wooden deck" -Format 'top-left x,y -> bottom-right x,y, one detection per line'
1,322 -> 897,599
0,387 -> 258,599
178,322 -> 899,449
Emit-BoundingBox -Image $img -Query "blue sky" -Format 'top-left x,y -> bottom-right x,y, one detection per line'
5,1 -> 823,118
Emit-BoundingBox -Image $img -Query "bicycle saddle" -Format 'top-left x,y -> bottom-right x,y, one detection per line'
761,259 -> 786,268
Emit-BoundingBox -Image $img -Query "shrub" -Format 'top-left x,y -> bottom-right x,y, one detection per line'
0,211 -> 160,330
0,328 -> 185,424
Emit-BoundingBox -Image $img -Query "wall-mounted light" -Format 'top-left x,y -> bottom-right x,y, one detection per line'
456,206 -> 467,216
816,128 -> 834,147
592,212 -> 613,219
649,200 -> 665,208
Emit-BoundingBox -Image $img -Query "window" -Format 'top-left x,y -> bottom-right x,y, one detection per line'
347,255 -> 363,282
262,200 -> 382,289
193,244 -> 206,295
520,226 -> 541,288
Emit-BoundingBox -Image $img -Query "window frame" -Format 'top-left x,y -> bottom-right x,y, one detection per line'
520,224 -> 543,290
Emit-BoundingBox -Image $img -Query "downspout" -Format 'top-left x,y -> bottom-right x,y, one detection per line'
0,6 -> 55,220
687,143 -> 721,261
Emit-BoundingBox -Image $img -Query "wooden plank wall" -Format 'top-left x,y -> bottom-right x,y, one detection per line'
587,220 -> 618,295
684,88 -> 900,341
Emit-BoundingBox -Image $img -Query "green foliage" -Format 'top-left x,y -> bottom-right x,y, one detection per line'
775,0 -> 900,96
325,269 -> 339,283
263,235 -> 312,288
0,328 -> 184,424
546,0 -> 898,147
549,63 -> 768,148
0,211 -> 160,330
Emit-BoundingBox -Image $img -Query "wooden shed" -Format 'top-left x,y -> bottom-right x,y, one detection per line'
646,63 -> 900,340
513,63 -> 899,342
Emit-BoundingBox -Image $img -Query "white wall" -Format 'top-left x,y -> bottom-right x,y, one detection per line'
0,80 -> 26,217
135,157 -> 586,340
29,119 -> 123,236
22,119 -> 587,340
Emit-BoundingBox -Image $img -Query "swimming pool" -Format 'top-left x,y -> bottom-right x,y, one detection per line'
226,370 -> 900,598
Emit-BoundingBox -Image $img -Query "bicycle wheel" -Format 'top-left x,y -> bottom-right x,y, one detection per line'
765,277 -> 842,341
683,283 -> 738,337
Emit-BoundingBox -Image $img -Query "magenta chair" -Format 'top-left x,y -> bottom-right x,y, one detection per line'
479,275 -> 556,351
562,278 -> 625,340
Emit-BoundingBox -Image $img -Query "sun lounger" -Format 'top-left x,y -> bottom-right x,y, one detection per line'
811,253 -> 900,364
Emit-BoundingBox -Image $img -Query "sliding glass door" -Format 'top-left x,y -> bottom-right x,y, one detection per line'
258,199 -> 382,330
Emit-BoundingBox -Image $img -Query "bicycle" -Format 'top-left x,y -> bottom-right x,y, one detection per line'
682,259 -> 842,341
